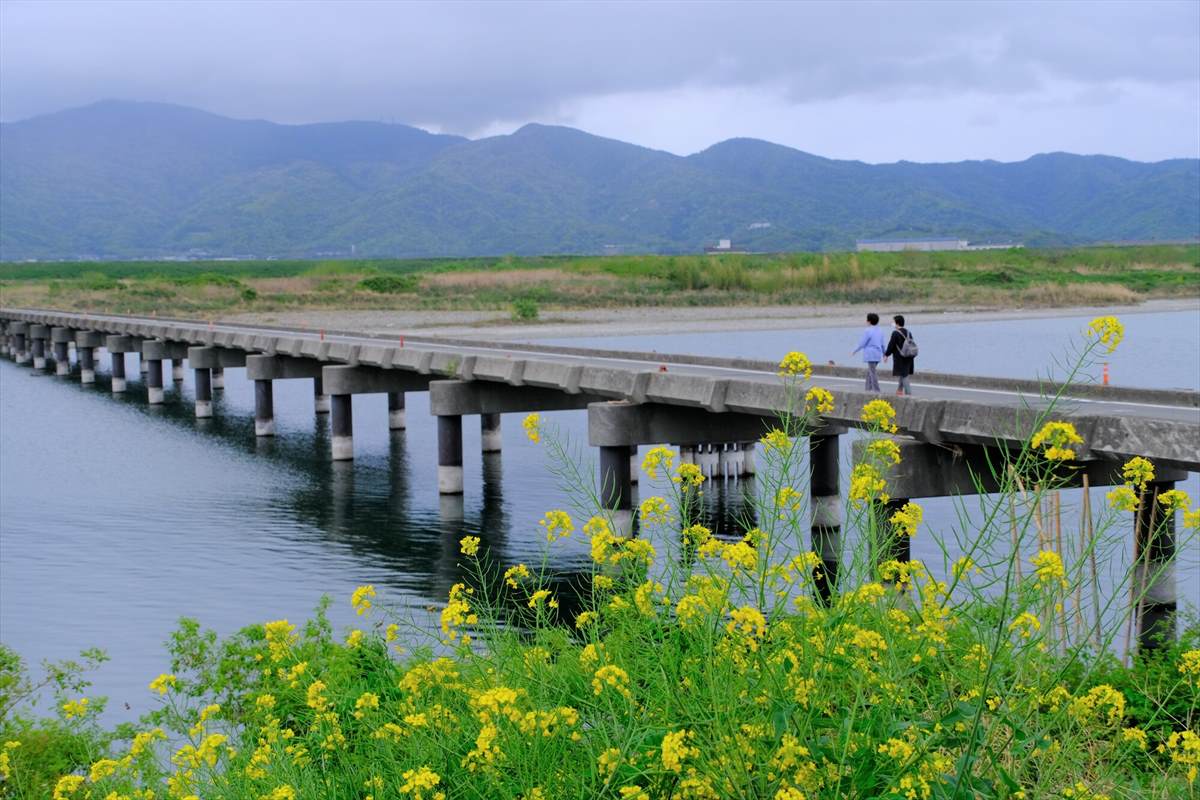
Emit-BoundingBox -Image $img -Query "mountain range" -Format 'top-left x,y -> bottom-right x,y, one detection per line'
1,100 -> 1197,261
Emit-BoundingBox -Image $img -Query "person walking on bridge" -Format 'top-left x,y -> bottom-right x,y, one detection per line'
884,314 -> 917,396
852,312 -> 885,392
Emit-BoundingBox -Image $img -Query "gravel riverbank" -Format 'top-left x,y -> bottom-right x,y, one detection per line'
224,298 -> 1199,341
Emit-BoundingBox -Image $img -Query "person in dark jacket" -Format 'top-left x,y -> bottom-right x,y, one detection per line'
883,314 -> 915,395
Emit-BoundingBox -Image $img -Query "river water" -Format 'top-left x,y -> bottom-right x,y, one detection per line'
1,308 -> 1197,724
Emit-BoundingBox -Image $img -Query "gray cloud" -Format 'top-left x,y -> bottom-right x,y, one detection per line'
1,0 -> 1197,160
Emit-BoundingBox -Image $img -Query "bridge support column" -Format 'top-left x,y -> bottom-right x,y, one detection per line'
438,414 -> 464,494
143,341 -> 166,405
29,325 -> 48,370
111,353 -> 126,392
194,367 -> 213,418
75,332 -> 102,384
601,445 -> 634,536
629,448 -> 639,484
480,412 -> 501,452
741,442 -> 757,476
106,336 -> 135,393
171,358 -> 184,382
388,392 -> 407,430
314,377 -> 330,414
810,430 -> 844,604
331,395 -> 353,460
212,367 -> 225,389
1135,480 -> 1177,651
51,328 -> 73,376
10,323 -> 28,363
254,380 -> 275,436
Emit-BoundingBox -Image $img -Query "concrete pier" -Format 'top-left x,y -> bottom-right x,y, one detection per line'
194,365 -> 213,418
75,331 -> 103,384
10,322 -> 28,364
480,412 -> 501,452
314,376 -> 330,414
171,358 -> 184,382
187,347 -> 247,417
437,414 -> 464,494
427,378 -> 602,491
1135,480 -> 1178,649
106,336 -> 135,393
254,379 -> 275,436
29,325 -> 48,370
245,354 -> 328,435
212,367 -> 225,389
313,365 -> 433,460
51,327 -> 73,375
388,392 -> 406,430
810,430 -> 843,603
331,394 -> 354,461
142,341 -> 167,404
600,445 -> 634,536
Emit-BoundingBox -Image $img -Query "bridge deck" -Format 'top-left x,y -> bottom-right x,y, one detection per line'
4,308 -> 1198,470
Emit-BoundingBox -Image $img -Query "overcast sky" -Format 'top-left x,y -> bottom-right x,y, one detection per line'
2,0 -> 1197,163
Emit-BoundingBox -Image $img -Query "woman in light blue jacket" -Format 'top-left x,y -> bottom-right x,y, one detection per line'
852,312 -> 885,392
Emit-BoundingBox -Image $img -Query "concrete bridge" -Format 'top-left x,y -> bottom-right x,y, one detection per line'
2,308 -> 1197,648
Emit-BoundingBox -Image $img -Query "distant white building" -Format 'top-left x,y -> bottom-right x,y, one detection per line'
856,236 -> 968,252
856,236 -> 1023,252
704,238 -> 749,254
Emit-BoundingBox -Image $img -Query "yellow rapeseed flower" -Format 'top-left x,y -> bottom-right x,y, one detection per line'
674,462 -> 705,487
53,775 -> 85,800
459,535 -> 481,556
61,697 -> 89,719
681,524 -> 712,547
888,501 -> 923,537
849,463 -> 888,506
1179,649 -> 1200,687
1121,456 -> 1154,491
149,673 -> 177,695
345,629 -> 364,648
1107,485 -> 1139,512
1031,550 -> 1068,590
805,386 -> 834,414
504,564 -> 531,589
539,509 -> 574,542
860,399 -> 898,433
1009,612 -> 1041,639
760,428 -> 791,452
592,665 -> 633,700
399,767 -> 442,798
639,496 -> 671,525
778,351 -> 813,380
660,729 -> 698,773
1087,315 -> 1124,353
641,446 -> 676,480
867,438 -> 901,465
1030,421 -> 1083,461
351,584 -> 375,616
726,605 -> 767,649
1158,489 -> 1192,514
522,413 -> 541,443
263,619 -> 297,662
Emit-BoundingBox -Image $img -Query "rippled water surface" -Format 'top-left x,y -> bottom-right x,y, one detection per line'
1,309 -> 1197,723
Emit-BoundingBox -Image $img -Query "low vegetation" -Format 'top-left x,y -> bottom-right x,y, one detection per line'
1,321 -> 1198,799
0,245 -> 1196,319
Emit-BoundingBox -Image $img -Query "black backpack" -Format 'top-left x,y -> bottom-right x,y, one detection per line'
899,328 -> 918,358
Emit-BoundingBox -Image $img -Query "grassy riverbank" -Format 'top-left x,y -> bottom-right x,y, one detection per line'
0,245 -> 1196,319
2,328 -> 1199,799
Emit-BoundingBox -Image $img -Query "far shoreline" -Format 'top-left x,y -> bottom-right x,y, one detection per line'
228,297 -> 1200,341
